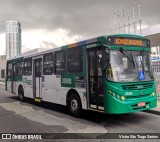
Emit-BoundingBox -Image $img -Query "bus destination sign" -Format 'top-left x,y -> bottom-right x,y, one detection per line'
107,36 -> 150,47
115,38 -> 143,46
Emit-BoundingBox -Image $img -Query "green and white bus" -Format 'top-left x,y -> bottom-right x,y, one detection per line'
6,34 -> 157,116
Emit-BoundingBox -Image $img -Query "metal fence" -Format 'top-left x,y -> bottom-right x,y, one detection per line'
152,61 -> 160,99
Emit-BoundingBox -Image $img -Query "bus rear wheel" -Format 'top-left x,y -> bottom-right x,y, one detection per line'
68,93 -> 82,117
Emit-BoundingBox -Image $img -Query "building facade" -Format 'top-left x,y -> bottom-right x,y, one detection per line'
6,20 -> 21,59
0,55 -> 6,82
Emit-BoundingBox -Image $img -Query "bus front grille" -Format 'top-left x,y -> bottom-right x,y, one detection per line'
126,94 -> 150,99
122,83 -> 153,90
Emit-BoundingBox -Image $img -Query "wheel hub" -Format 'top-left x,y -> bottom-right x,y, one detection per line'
71,99 -> 78,112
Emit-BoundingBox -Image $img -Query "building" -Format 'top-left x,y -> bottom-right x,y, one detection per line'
0,55 -> 6,61
0,55 -> 6,82
6,20 -> 21,59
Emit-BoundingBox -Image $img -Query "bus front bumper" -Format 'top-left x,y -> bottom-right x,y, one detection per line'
104,95 -> 157,114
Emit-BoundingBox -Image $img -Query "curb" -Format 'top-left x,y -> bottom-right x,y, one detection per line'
144,110 -> 160,115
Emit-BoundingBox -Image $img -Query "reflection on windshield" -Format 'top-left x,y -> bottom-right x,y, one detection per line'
106,50 -> 154,82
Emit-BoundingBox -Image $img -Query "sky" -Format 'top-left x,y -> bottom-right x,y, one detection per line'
0,0 -> 160,55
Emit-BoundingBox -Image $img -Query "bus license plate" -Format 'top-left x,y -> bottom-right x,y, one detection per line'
138,102 -> 145,107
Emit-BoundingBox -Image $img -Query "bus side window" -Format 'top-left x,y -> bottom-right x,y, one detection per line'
24,58 -> 32,76
68,47 -> 83,73
55,51 -> 66,74
106,65 -> 113,79
43,53 -> 53,75
7,63 -> 12,76
16,62 -> 23,76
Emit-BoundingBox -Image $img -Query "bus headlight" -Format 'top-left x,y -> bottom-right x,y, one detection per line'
116,94 -> 120,99
108,90 -> 112,94
108,90 -> 123,101
112,92 -> 116,97
121,96 -> 125,101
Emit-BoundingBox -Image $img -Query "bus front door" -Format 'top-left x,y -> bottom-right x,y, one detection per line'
33,58 -> 42,99
87,48 -> 104,111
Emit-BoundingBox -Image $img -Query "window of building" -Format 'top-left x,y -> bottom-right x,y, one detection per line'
55,51 -> 66,74
24,58 -> 32,76
1,69 -> 5,78
43,53 -> 53,75
16,62 -> 23,76
68,47 -> 83,73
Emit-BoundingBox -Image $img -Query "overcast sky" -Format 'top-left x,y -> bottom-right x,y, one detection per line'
0,0 -> 160,55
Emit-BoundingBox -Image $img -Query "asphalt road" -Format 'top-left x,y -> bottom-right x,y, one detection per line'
0,85 -> 160,142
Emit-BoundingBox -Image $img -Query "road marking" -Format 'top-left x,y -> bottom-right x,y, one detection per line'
0,102 -> 107,135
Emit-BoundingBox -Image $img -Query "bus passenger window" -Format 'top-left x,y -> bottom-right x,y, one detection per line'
68,47 -> 83,73
16,62 -> 23,75
24,59 -> 32,76
43,54 -> 53,75
7,63 -> 12,76
55,51 -> 66,74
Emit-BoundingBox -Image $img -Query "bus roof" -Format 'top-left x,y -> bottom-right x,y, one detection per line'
7,34 -> 148,61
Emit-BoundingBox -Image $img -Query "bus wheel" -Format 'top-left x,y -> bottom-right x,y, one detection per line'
69,93 -> 82,117
19,89 -> 25,102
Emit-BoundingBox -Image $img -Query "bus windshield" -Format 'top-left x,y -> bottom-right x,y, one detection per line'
106,50 -> 154,82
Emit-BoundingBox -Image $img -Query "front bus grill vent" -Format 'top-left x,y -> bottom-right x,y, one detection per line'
122,83 -> 153,90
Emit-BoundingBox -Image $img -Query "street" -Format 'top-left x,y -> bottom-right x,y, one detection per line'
0,85 -> 160,142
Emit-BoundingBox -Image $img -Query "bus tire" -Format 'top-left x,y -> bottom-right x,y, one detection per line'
19,87 -> 25,102
68,93 -> 82,117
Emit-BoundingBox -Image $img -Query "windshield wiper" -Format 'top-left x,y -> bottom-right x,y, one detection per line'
140,49 -> 145,72
119,47 -> 136,70
119,47 -> 133,62
130,52 -> 136,70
